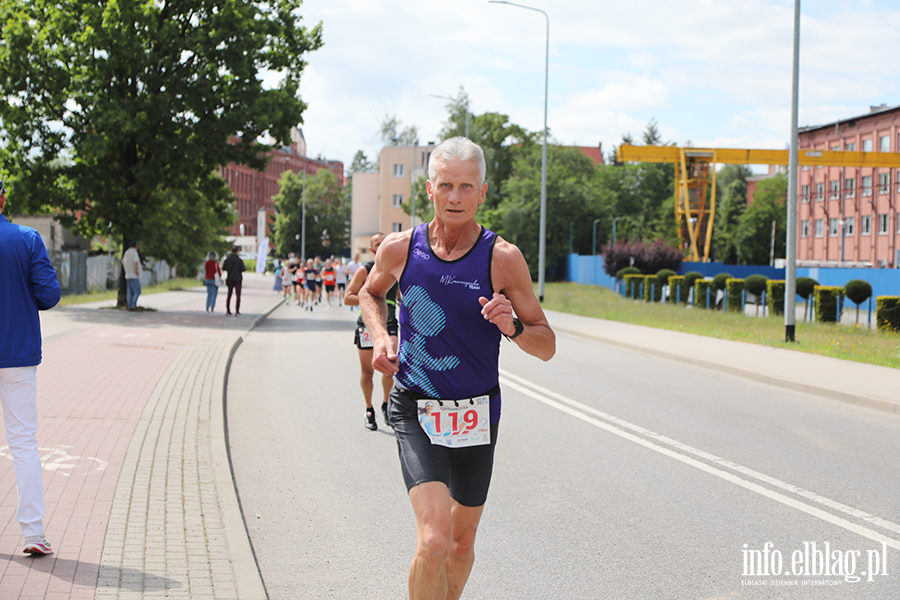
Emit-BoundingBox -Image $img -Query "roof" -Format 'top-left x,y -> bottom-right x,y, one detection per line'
799,104 -> 900,134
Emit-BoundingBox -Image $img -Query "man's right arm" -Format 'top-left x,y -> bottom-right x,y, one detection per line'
30,232 -> 60,310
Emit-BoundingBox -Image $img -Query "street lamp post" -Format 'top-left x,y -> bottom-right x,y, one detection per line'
301,167 -> 307,262
430,94 -> 469,139
592,219 -> 601,255
612,216 -> 622,246
784,0 -> 801,342
489,0 -> 549,301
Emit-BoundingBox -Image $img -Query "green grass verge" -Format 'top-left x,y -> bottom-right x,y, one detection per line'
540,282 -> 900,370
57,278 -> 203,307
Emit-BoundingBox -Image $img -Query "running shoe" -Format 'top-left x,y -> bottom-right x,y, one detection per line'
365,408 -> 378,431
381,402 -> 391,428
23,535 -> 53,555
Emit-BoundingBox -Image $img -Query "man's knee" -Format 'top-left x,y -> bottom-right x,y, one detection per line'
417,525 -> 452,567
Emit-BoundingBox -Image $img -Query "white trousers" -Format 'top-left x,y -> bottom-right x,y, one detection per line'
0,366 -> 45,537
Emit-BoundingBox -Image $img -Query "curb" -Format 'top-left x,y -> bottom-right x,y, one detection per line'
554,323 -> 900,417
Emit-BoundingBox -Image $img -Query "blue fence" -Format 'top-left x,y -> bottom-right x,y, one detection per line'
566,254 -> 900,299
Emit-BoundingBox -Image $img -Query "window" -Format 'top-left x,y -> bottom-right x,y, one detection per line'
802,165 -> 810,172
862,215 -> 871,236
815,219 -> 824,238
897,214 -> 900,235
392,194 -> 403,207
815,182 -> 825,201
845,216 -> 854,236
830,180 -> 840,200
392,222 -> 403,232
862,175 -> 872,197
845,178 -> 855,199
881,135 -> 891,152
801,184 -> 810,203
846,142 -> 856,151
393,164 -> 404,177
879,214 -> 889,235
801,220 -> 809,238
862,139 -> 873,152
829,218 -> 839,237
880,173 -> 891,195
831,145 -> 840,152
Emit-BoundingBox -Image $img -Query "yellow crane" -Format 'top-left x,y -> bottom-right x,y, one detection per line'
616,144 -> 900,262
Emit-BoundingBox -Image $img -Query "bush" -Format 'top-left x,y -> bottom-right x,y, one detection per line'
616,266 -> 641,280
622,274 -> 644,299
643,274 -> 663,302
744,275 -> 768,299
725,278 -> 745,313
683,271 -> 703,290
602,239 -> 682,277
844,279 -> 872,306
876,296 -> 900,332
795,277 -> 818,300
668,275 -> 688,304
712,272 -> 733,291
656,269 -> 676,287
694,279 -> 716,309
814,286 -> 844,323
767,280 -> 785,316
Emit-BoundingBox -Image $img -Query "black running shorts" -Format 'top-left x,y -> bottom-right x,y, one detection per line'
388,386 -> 500,508
353,324 -> 398,349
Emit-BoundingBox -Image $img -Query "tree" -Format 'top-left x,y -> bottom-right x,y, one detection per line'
712,164 -> 752,264
349,150 -> 378,175
734,173 -> 787,265
0,0 -> 322,305
379,115 -> 419,147
400,176 -> 433,225
272,168 -> 348,260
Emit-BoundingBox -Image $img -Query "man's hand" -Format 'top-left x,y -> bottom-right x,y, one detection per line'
478,293 -> 517,337
372,334 -> 400,376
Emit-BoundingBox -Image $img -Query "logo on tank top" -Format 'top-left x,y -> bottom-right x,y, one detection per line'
439,275 -> 481,290
413,247 -> 431,260
398,285 -> 460,397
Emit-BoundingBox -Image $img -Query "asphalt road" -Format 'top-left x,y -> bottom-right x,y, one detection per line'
226,300 -> 900,599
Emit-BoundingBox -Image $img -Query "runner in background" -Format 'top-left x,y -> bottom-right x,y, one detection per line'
344,234 -> 398,430
322,260 -> 337,307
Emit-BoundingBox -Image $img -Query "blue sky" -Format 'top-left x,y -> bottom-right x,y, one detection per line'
289,0 -> 900,170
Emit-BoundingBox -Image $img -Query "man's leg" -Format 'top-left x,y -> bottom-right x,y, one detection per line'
226,281 -> 234,314
0,367 -> 46,538
234,281 -> 242,314
446,500 -> 485,600
134,279 -> 142,307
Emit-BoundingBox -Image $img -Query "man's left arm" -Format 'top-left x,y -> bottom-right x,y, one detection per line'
29,232 -> 61,310
478,240 -> 555,361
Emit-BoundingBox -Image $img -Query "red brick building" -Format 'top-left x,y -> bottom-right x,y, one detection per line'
219,128 -> 344,239
796,104 -> 900,267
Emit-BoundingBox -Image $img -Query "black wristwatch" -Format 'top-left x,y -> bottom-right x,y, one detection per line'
507,317 -> 524,340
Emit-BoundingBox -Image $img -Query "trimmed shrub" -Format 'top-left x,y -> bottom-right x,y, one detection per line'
694,279 -> 716,309
712,272 -> 733,291
622,274 -> 644,299
668,275 -> 688,304
766,280 -> 785,316
795,277 -> 818,300
876,296 -> 900,332
656,269 -> 676,287
744,275 -> 768,299
643,275 -> 663,302
616,266 -> 641,280
725,278 -> 745,313
814,286 -> 844,323
683,271 -> 703,304
844,279 -> 873,324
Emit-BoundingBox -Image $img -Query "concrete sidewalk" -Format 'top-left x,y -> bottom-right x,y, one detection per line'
2,281 -> 898,600
0,274 -> 283,600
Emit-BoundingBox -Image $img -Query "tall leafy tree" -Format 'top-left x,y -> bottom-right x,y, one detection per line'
712,164 -> 752,264
0,0 -> 322,304
734,173 -> 787,265
272,168 -> 348,259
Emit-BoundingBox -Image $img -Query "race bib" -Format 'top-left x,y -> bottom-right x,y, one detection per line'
358,326 -> 373,349
417,396 -> 490,448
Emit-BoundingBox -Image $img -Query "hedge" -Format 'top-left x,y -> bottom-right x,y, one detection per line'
766,280 -> 785,316
622,274 -> 644,299
642,274 -> 663,302
694,279 -> 716,309
668,275 -> 689,304
814,286 -> 844,323
876,296 -> 900,332
725,278 -> 745,313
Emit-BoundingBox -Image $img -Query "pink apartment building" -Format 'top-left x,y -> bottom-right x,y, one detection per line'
797,104 -> 900,268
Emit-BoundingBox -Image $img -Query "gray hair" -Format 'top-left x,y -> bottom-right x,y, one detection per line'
428,137 -> 486,185
207,250 -> 218,261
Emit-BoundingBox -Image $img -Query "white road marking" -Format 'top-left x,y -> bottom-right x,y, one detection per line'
500,369 -> 900,551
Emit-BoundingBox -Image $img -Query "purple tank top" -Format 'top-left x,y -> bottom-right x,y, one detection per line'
397,224 -> 503,422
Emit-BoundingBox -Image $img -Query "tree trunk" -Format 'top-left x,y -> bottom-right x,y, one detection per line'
117,234 -> 127,308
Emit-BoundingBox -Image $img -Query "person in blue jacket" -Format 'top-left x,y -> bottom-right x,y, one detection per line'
0,180 -> 61,556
